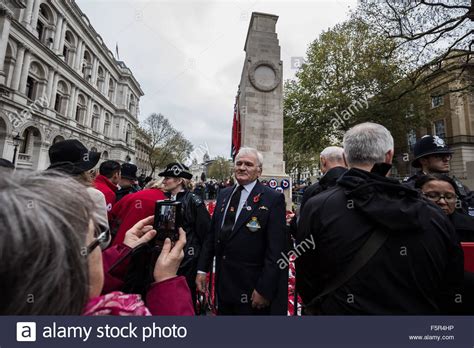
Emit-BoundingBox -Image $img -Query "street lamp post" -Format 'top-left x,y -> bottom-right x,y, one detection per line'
12,133 -> 21,167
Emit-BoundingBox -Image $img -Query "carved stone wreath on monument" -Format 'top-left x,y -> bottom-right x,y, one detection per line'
248,60 -> 281,92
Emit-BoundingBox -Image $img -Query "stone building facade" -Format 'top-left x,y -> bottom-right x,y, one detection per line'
0,0 -> 144,170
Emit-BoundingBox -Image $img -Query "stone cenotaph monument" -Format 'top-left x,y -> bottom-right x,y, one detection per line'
237,12 -> 291,208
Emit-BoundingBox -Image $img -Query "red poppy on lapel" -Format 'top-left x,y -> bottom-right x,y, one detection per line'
253,193 -> 261,204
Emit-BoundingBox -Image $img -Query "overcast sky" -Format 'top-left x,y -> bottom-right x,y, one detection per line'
76,0 -> 357,160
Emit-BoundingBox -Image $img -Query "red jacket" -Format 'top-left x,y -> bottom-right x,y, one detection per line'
94,175 -> 118,213
91,243 -> 194,316
110,188 -> 167,246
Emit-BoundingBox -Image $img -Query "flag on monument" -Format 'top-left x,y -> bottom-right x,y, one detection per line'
231,95 -> 241,160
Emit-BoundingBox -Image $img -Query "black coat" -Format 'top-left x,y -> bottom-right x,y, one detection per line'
168,190 -> 211,303
289,167 -> 347,240
297,168 -> 464,314
300,167 -> 348,213
450,210 -> 474,242
198,181 -> 288,313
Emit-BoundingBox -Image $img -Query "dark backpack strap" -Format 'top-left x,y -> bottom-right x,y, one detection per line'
305,227 -> 389,313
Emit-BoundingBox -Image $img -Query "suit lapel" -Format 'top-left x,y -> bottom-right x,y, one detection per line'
227,181 -> 264,241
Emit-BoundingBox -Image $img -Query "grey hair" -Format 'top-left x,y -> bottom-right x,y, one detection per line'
235,147 -> 264,168
343,122 -> 394,167
0,170 -> 94,315
320,146 -> 344,163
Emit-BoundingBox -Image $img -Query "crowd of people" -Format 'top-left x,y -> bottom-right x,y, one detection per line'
0,122 -> 473,316
193,179 -> 235,201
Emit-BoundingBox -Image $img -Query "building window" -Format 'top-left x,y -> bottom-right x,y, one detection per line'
108,78 -> 115,101
75,106 -> 82,123
104,113 -> 111,136
62,45 -> 69,62
25,62 -> 46,100
125,124 -> 131,144
4,43 -> 14,89
75,95 -> 86,124
91,105 -> 100,131
20,128 -> 31,154
82,50 -> 92,81
26,76 -> 36,100
36,21 -> 45,42
54,94 -> 61,112
37,4 -> 54,46
97,66 -> 105,93
91,117 -> 99,131
431,95 -> 444,108
63,31 -> 76,66
54,81 -> 69,115
434,120 -> 446,139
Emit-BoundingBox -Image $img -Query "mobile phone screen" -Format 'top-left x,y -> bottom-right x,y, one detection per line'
153,200 -> 181,246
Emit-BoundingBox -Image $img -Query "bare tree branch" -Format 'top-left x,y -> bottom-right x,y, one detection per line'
420,0 -> 471,11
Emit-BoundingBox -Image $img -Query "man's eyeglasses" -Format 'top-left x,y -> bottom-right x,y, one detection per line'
86,225 -> 111,255
422,191 -> 457,203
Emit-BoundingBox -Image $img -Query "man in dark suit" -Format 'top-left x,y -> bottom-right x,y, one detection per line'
196,147 -> 287,315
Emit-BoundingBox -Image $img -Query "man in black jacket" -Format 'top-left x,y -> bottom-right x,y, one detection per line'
289,147 -> 347,240
196,147 -> 287,315
297,122 -> 464,314
300,146 -> 347,216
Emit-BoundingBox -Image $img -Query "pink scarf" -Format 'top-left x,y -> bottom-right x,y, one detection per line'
83,291 -> 151,316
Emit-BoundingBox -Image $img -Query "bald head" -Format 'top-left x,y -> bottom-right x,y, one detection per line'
320,146 -> 346,174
